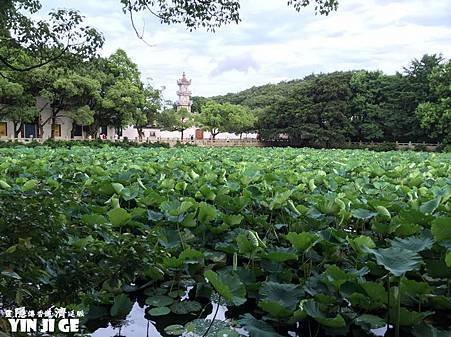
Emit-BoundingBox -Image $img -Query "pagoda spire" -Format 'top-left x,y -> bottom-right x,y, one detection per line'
177,72 -> 192,112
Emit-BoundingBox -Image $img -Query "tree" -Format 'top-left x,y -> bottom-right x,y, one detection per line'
404,54 -> 444,103
135,85 -> 162,139
34,68 -> 99,138
122,0 -> 338,34
416,60 -> 451,144
0,0 -> 103,72
81,49 -> 149,137
158,107 -> 193,140
349,71 -> 386,141
223,104 -> 257,138
0,73 -> 38,137
261,72 -> 353,146
195,101 -> 227,140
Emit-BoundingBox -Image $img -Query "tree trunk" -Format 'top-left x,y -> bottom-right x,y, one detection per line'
38,124 -> 44,138
50,114 -> 56,138
240,133 -> 243,139
70,121 -> 75,139
137,127 -> 144,141
13,122 -> 21,138
181,129 -> 184,140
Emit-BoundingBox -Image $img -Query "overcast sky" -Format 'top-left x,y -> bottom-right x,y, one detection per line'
41,0 -> 451,101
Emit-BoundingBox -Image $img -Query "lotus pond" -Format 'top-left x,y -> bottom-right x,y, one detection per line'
0,146 -> 450,337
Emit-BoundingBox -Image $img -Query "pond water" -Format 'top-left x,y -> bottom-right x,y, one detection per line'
88,301 -> 387,337
89,301 -> 232,337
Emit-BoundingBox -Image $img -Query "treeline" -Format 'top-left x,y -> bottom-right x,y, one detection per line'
205,54 -> 450,145
0,49 -> 162,138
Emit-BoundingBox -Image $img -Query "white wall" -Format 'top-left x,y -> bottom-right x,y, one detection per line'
1,98 -> 118,140
122,126 -> 257,141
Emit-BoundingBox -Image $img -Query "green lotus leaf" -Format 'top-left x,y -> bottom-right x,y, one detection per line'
431,217 -> 451,242
111,182 -> 124,194
354,314 -> 386,330
204,270 -> 246,306
349,235 -> 375,254
0,179 -> 11,189
376,205 -> 391,218
367,247 -> 422,276
179,248 -> 203,263
223,214 -> 244,226
400,278 -> 431,297
148,306 -> 171,316
258,281 -> 304,317
420,197 -> 441,214
446,251 -> 451,267
411,324 -> 451,337
110,294 -> 133,317
388,307 -> 433,326
81,214 -> 107,225
145,295 -> 174,307
238,314 -> 284,337
107,207 -> 131,226
163,324 -> 184,336
198,202 -> 218,224
322,265 -> 356,290
264,247 -> 298,262
22,179 -> 38,191
200,185 -> 216,201
351,208 -> 377,220
300,299 -> 346,328
285,232 -> 318,251
390,235 -> 434,253
170,300 -> 202,314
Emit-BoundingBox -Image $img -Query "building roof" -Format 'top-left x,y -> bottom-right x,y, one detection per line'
177,72 -> 191,85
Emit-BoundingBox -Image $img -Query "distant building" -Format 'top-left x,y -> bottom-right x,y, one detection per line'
0,98 -> 115,140
123,72 -> 257,141
177,72 -> 192,112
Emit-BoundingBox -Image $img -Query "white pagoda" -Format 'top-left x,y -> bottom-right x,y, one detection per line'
176,72 -> 192,112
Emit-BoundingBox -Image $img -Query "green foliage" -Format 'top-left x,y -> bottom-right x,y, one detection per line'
157,107 -> 193,139
0,1 -> 103,71
196,100 -> 257,139
0,146 -> 450,336
204,270 -> 246,306
210,54 -> 450,145
416,60 -> 451,144
123,0 -> 338,32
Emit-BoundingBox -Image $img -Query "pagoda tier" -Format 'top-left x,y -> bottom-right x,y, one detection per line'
177,72 -> 191,85
177,72 -> 192,112
177,90 -> 192,96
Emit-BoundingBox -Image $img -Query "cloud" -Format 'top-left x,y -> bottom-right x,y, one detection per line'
210,54 -> 260,77
38,0 -> 451,100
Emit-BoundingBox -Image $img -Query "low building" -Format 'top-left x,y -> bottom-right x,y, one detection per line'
0,98 -> 116,140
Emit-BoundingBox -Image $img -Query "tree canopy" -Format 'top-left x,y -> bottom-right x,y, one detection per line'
0,0 -> 104,72
122,0 -> 338,33
208,54 -> 450,145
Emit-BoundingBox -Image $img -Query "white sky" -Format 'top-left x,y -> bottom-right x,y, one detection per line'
41,0 -> 451,102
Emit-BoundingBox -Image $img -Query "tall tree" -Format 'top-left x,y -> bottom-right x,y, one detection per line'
135,85 -> 162,139
223,104 -> 257,138
122,0 -> 338,34
158,107 -> 192,140
0,0 -> 103,72
349,71 -> 385,141
0,72 -> 38,137
195,101 -> 227,140
416,60 -> 451,144
37,68 -> 99,138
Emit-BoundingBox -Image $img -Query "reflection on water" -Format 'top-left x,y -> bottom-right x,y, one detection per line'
91,303 -> 159,337
90,301 -> 230,337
